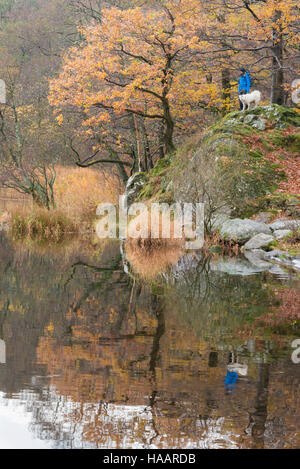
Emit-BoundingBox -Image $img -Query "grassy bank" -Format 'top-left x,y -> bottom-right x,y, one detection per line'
1,165 -> 123,241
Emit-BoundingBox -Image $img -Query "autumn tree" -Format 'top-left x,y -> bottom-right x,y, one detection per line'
49,0 -> 225,169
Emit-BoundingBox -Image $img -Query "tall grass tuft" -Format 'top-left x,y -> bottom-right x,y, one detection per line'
11,207 -> 76,241
54,166 -> 122,223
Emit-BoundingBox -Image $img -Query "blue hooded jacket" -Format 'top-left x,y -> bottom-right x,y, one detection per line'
239,72 -> 250,94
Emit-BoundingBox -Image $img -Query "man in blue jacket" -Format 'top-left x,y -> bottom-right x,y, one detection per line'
238,68 -> 250,110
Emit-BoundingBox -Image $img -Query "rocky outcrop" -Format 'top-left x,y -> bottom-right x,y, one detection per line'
214,215 -> 299,271
220,104 -> 300,130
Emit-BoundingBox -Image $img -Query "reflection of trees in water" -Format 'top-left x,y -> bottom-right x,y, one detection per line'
164,253 -> 280,345
246,363 -> 270,449
0,234 -> 299,448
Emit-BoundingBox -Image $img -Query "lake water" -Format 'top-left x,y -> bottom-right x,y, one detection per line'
0,232 -> 299,449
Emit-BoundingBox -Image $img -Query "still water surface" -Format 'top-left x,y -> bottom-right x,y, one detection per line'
0,233 -> 299,449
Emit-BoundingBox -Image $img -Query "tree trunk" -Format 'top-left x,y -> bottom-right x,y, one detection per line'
106,146 -> 129,185
270,10 -> 284,105
129,114 -> 140,174
158,122 -> 165,160
133,115 -> 144,172
162,98 -> 175,155
222,68 -> 231,106
248,363 -> 270,449
140,118 -> 153,170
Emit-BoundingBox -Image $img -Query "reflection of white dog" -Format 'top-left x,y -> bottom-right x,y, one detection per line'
239,90 -> 261,111
227,363 -> 248,376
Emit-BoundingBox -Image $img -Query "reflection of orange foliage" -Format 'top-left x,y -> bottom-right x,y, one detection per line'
36,301 -> 159,404
125,239 -> 185,280
36,310 -> 237,448
35,302 -> 300,449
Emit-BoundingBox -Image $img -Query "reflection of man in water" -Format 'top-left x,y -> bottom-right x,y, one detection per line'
224,351 -> 240,394
224,369 -> 239,393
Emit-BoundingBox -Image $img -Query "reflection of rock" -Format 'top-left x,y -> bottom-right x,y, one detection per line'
262,249 -> 300,272
210,257 -> 267,276
243,250 -> 273,270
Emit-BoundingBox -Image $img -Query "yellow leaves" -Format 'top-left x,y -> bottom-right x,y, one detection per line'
56,114 -> 63,126
17,104 -> 35,115
45,321 -> 55,336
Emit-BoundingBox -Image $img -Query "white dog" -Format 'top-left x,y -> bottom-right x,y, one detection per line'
239,90 -> 261,111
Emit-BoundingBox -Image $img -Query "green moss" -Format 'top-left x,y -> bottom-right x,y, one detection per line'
138,156 -> 174,203
151,156 -> 171,176
268,240 -> 280,249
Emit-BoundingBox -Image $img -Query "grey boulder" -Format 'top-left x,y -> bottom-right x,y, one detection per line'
243,233 -> 274,250
219,218 -> 272,243
211,213 -> 231,231
274,229 -> 292,240
268,218 -> 300,231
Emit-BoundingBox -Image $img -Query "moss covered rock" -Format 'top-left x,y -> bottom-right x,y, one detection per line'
125,172 -> 148,206
130,105 -> 299,220
218,104 -> 300,130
